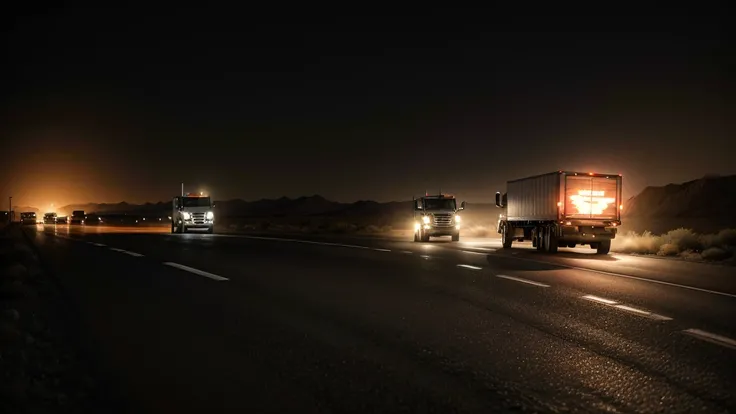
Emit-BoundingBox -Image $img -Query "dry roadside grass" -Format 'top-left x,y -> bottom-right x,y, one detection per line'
612,228 -> 736,262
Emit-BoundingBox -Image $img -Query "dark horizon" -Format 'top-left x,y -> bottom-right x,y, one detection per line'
3,5 -> 733,208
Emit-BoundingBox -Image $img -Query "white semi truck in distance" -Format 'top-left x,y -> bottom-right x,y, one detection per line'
171,193 -> 215,233
495,171 -> 623,254
412,193 -> 465,242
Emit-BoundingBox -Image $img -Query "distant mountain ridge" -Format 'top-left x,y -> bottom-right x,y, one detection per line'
623,174 -> 736,234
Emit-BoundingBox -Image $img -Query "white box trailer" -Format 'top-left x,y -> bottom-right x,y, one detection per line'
495,171 -> 623,254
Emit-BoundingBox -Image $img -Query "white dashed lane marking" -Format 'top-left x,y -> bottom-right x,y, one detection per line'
496,274 -> 550,288
163,262 -> 229,281
457,264 -> 482,270
682,329 -> 736,350
581,295 -> 672,321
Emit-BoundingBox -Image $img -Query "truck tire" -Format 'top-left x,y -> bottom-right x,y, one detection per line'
414,231 -> 419,242
421,231 -> 430,242
451,233 -> 459,242
207,226 -> 214,234
545,228 -> 558,253
501,223 -> 513,249
171,221 -> 176,233
596,240 -> 611,254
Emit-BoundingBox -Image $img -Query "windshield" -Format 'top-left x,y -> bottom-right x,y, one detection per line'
72,211 -> 85,216
44,213 -> 56,218
424,198 -> 457,210
182,197 -> 212,208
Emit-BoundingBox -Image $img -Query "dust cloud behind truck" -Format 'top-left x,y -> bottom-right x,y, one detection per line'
495,171 -> 623,254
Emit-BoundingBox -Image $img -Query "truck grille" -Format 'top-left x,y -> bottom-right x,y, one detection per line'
191,212 -> 206,224
433,213 -> 453,227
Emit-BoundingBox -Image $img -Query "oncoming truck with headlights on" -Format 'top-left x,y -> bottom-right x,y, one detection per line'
412,194 -> 465,242
171,193 -> 215,233
495,171 -> 623,254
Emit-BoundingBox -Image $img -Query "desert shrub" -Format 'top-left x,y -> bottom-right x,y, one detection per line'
716,229 -> 736,247
613,231 -> 662,255
660,228 -> 703,251
701,247 -> 731,261
657,243 -> 679,256
329,222 -> 358,234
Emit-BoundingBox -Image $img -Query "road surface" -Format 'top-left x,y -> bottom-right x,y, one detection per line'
22,224 -> 736,413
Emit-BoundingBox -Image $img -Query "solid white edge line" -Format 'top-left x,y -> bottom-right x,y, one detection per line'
163,262 -> 229,281
581,294 -> 618,305
682,329 -> 736,350
496,274 -> 550,287
461,250 -> 488,255
123,251 -> 144,257
108,247 -> 126,252
93,243 -> 107,247
457,264 -> 482,270
506,255 -> 736,299
373,248 -> 391,252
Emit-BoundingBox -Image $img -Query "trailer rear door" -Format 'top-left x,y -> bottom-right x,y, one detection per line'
564,175 -> 620,220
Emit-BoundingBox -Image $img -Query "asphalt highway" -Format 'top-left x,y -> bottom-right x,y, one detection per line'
22,224 -> 736,413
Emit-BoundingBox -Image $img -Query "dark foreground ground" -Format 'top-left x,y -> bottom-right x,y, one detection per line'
9,224 -> 736,413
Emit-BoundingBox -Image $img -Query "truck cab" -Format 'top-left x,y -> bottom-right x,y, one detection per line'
43,212 -> 58,224
70,210 -> 85,225
412,194 -> 465,242
20,212 -> 37,225
172,193 -> 215,234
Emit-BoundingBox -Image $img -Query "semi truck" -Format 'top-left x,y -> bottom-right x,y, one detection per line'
171,193 -> 215,233
495,171 -> 623,254
70,210 -> 85,225
43,212 -> 57,224
412,193 -> 466,242
20,212 -> 37,225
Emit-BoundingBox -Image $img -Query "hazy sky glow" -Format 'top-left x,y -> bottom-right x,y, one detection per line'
2,6 -> 733,209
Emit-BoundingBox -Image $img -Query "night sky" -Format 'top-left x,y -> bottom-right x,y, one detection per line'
2,5 -> 732,208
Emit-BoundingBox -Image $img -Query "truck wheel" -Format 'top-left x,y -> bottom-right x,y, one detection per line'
545,228 -> 558,253
171,221 -> 176,233
501,223 -> 513,249
413,231 -> 419,242
421,231 -> 430,242
207,226 -> 214,234
451,233 -> 459,242
596,240 -> 611,254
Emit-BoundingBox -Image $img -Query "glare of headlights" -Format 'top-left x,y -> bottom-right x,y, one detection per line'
206,211 -> 214,220
182,212 -> 191,219
422,216 -> 430,224
455,215 -> 461,222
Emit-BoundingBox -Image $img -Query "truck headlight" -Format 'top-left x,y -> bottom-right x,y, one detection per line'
206,211 -> 214,220
422,216 -> 430,224
454,215 -> 461,222
182,212 -> 191,220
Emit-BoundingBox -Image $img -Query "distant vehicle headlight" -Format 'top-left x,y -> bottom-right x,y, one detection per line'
454,215 -> 461,222
206,211 -> 214,220
422,216 -> 430,224
182,212 -> 191,220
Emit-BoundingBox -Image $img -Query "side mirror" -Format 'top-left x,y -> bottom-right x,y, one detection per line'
212,203 -> 216,208
495,192 -> 504,208
459,201 -> 466,210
